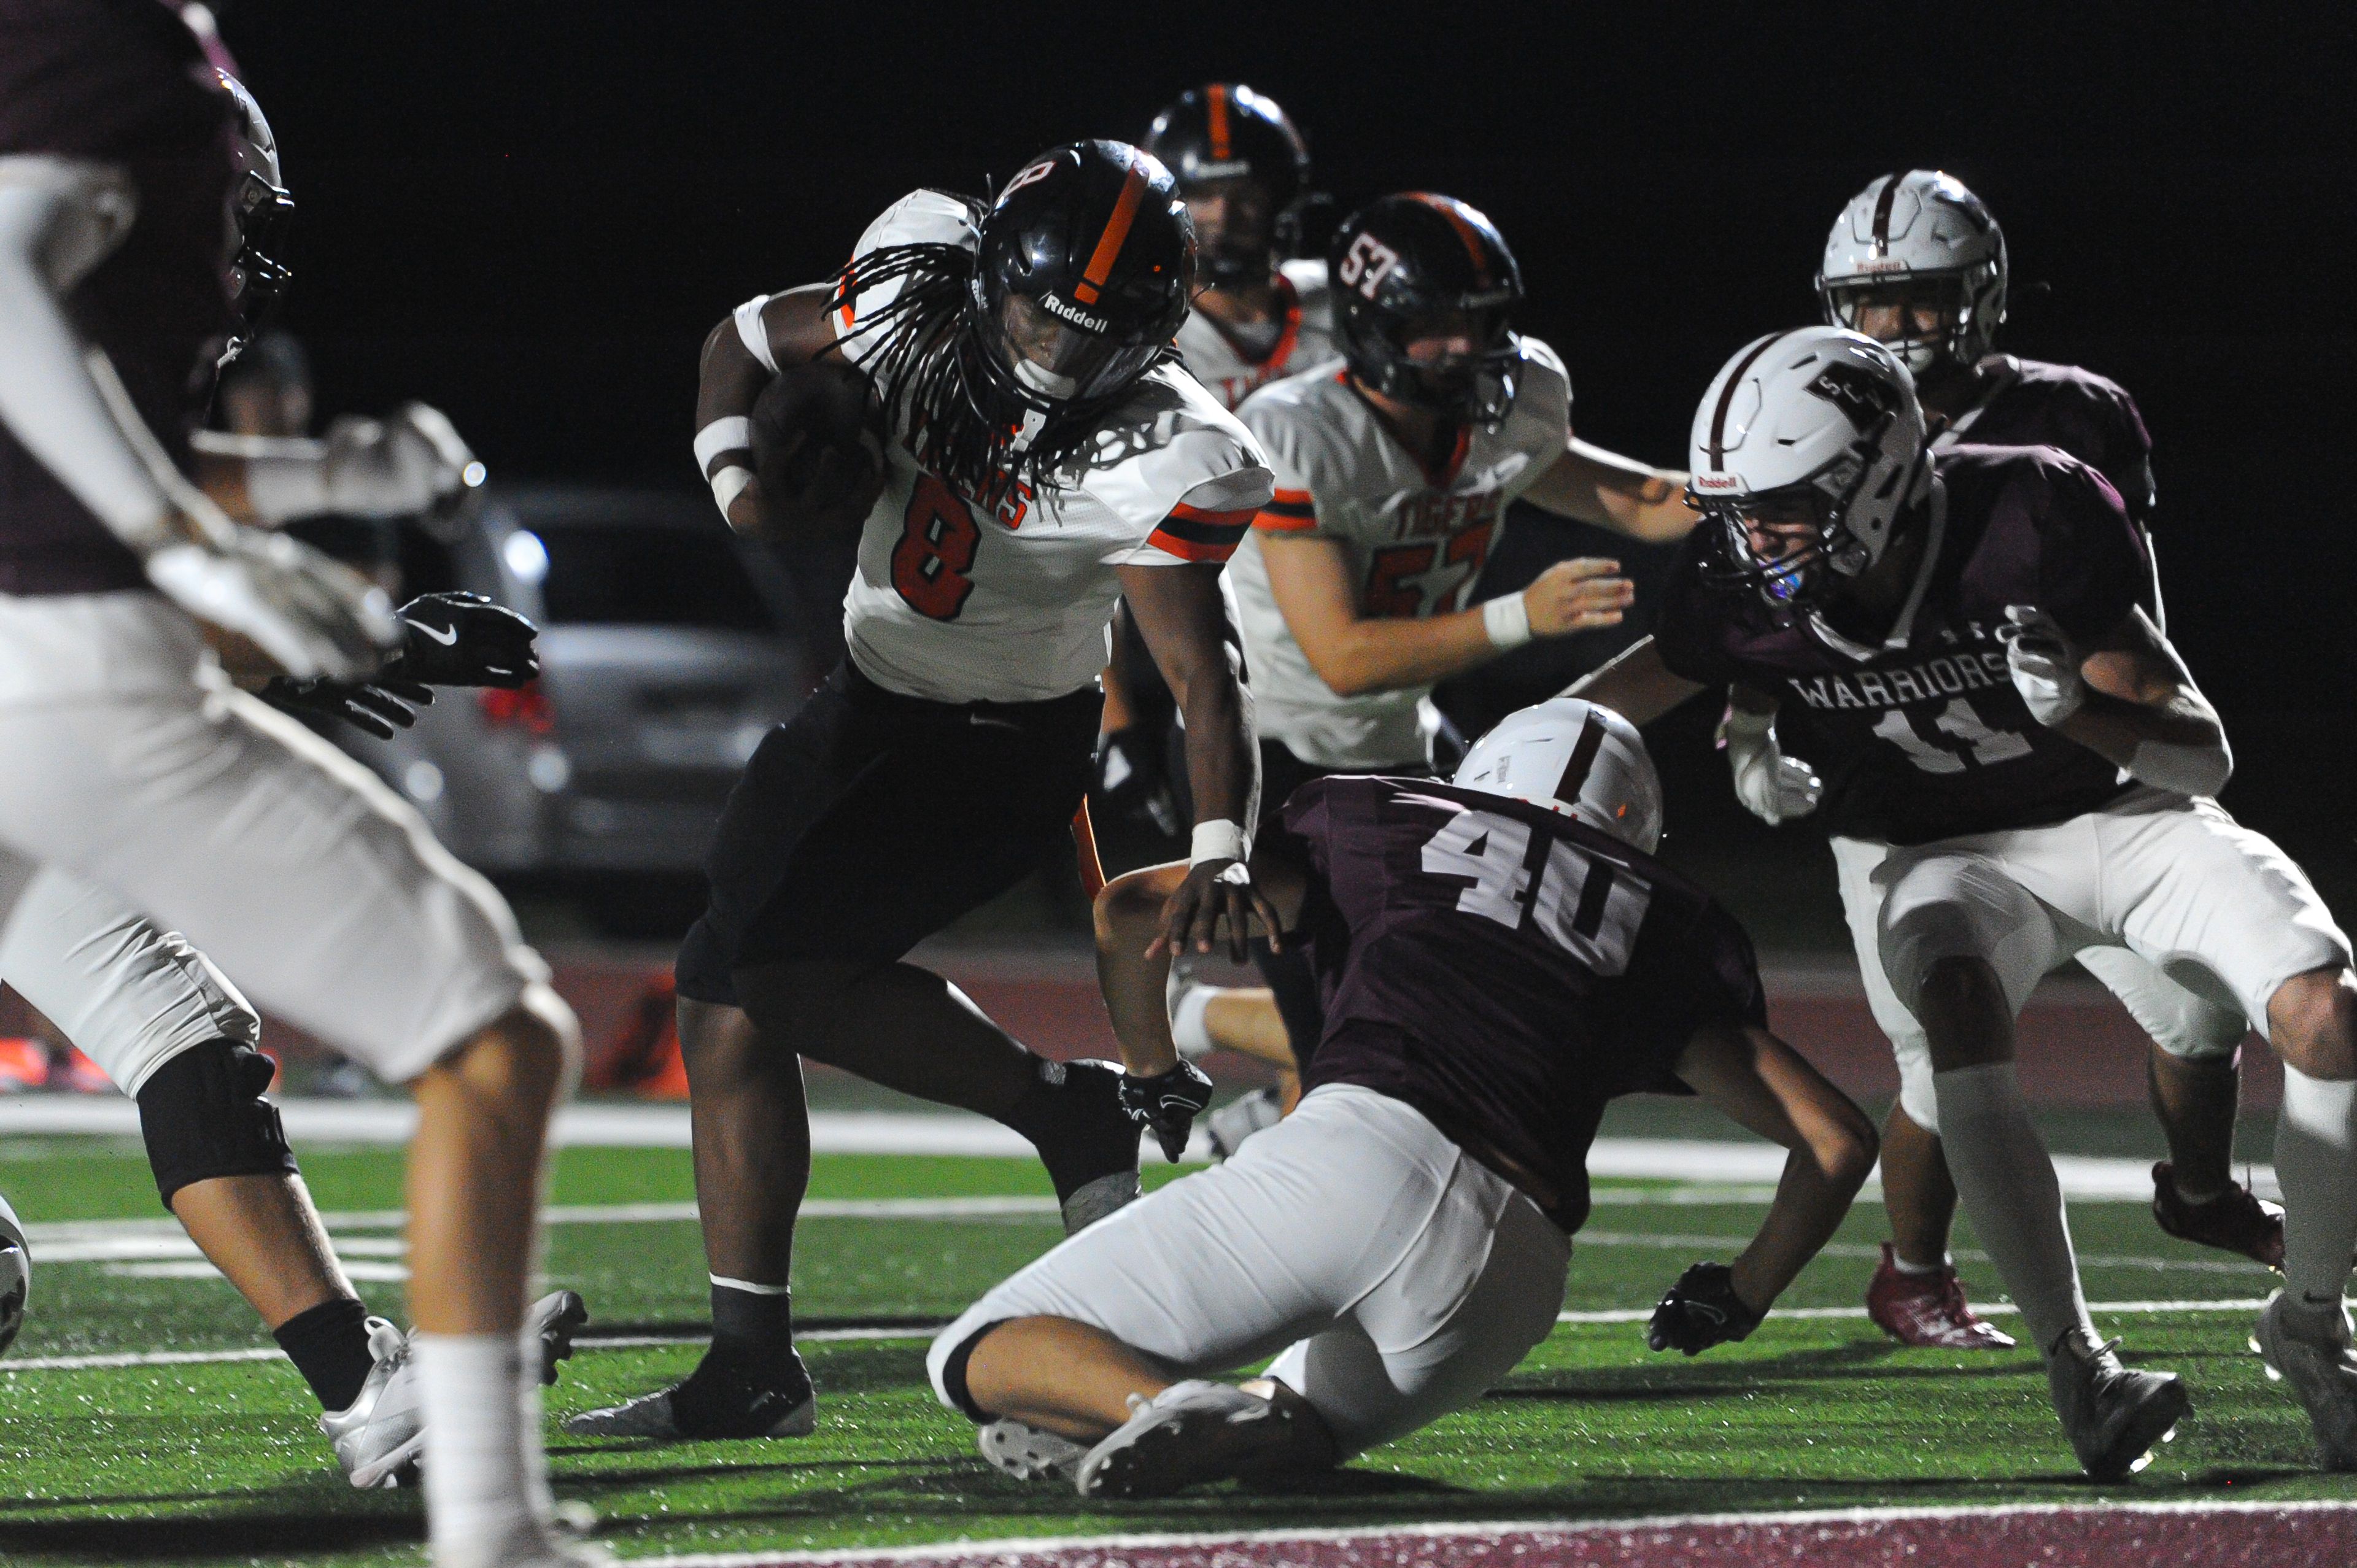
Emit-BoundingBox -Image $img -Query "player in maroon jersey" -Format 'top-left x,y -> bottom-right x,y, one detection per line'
923,699 -> 1876,1497
1585,326 -> 2355,1479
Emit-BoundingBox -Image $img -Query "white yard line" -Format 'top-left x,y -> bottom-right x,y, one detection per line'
624,1499 -> 2357,1567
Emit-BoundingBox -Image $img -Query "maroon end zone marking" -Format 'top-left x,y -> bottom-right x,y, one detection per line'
647,1505 -> 2357,1568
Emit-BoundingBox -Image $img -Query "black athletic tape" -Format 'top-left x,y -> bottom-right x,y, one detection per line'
136,1038 -> 299,1210
938,1318 -> 1013,1423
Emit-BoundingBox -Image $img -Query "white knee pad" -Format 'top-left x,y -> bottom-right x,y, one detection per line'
1876,849 -> 2059,1027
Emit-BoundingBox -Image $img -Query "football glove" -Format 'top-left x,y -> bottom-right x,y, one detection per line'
145,528 -> 397,682
1720,703 -> 1821,825
1118,1060 -> 1215,1163
389,591 -> 539,687
2003,604 -> 2085,725
1094,725 -> 1180,835
1647,1261 -> 1765,1356
260,671 -> 434,741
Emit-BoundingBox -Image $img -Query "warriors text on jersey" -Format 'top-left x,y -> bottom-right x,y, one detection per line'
0,0 -> 236,595
1655,444 -> 2152,846
1282,775 -> 1766,1234
1226,337 -> 1573,768
1170,259 -> 1338,412
749,190 -> 1275,705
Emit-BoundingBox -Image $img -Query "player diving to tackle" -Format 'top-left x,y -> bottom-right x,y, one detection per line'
568,141 -> 1282,1442
1584,325 -> 2356,1477
0,6 -> 599,1562
1153,191 -> 1696,1149
928,699 -> 1875,1496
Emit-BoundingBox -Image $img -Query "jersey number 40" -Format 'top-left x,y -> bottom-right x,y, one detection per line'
1420,808 -> 1654,976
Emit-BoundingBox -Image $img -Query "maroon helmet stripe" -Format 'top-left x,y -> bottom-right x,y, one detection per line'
1707,332 -> 1785,468
1551,709 -> 1609,808
1871,172 -> 1901,248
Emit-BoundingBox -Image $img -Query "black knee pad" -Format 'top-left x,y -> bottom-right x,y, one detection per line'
136,1038 -> 298,1210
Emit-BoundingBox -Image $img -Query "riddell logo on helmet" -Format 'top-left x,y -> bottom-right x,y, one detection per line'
1039,293 -> 1112,333
1188,157 -> 1252,179
1690,473 -> 1745,492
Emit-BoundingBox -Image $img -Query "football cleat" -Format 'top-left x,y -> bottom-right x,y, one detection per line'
530,1289 -> 589,1386
1205,1087 -> 1282,1161
564,1345 -> 815,1440
0,1190 -> 28,1358
2252,1289 -> 2357,1470
1033,1059 -> 1144,1236
2045,1335 -> 2189,1481
1075,1380 -> 1331,1499
1865,1243 -> 2017,1349
977,1418 -> 1088,1485
322,1316 -> 424,1488
2151,1162 -> 2285,1270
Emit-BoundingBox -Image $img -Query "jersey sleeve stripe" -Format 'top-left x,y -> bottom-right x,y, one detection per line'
1145,523 -> 1242,563
1271,486 -> 1312,507
1167,501 -> 1255,529
1153,511 -> 1251,547
1252,506 -> 1318,533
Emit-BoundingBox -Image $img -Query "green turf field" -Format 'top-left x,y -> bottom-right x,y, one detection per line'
0,1121 -> 2340,1566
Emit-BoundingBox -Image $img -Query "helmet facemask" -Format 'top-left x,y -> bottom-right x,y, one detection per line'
1697,395 -> 1928,613
1355,297 -> 1521,428
1182,175 -> 1280,285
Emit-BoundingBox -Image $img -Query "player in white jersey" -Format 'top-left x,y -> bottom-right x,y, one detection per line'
1162,193 -> 1698,1132
0,18 -> 593,1566
570,142 -> 1279,1444
1146,83 -> 1338,414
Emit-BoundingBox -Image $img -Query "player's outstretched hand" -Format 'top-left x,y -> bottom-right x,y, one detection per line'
1151,858 -> 1282,964
1646,1261 -> 1765,1356
391,591 -> 540,687
1119,1060 -> 1214,1162
1523,557 -> 1636,638
260,673 -> 435,741
2003,604 -> 2085,725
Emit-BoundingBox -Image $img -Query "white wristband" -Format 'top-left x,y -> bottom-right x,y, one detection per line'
1482,592 -> 1533,650
710,464 -> 754,520
1190,819 -> 1247,866
694,416 -> 752,471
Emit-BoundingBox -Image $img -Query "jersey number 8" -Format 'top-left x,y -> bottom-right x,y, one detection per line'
892,476 -> 980,621
1420,808 -> 1654,976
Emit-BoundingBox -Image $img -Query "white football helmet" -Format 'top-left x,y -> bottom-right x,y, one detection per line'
0,1189 -> 28,1358
1689,326 -> 1931,610
215,71 -> 295,363
1816,170 -> 2007,374
1453,698 -> 1663,854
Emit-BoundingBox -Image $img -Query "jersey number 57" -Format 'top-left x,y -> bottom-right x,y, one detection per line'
1420,808 -> 1654,976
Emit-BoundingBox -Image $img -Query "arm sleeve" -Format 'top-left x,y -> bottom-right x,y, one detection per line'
2032,457 -> 2150,643
0,156 -> 169,547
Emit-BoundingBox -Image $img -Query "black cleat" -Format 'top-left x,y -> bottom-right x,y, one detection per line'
565,1343 -> 815,1440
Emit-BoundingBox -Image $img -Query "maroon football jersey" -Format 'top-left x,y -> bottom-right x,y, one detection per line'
0,0 -> 236,595
1945,356 -> 2154,522
1283,775 -> 1767,1235
1657,444 -> 2150,846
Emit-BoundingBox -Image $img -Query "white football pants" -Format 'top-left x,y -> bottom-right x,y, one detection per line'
0,592 -> 546,1084
929,1084 -> 1571,1457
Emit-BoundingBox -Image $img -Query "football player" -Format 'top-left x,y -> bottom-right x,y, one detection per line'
567,141 -> 1279,1443
1158,192 -> 1695,1149
930,700 -> 1875,1497
1587,326 -> 2353,1477
0,9 -> 595,1563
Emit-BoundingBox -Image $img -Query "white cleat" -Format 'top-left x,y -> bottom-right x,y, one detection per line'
322,1318 -> 424,1489
1075,1380 -> 1331,1499
434,1520 -> 616,1568
2044,1334 -> 2189,1481
977,1418 -> 1087,1485
1205,1087 -> 1282,1161
2253,1290 -> 2357,1471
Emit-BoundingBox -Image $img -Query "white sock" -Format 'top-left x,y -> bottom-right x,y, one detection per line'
416,1333 -> 533,1555
2276,1066 -> 2357,1329
1933,1062 -> 2098,1359
1169,981 -> 1225,1060
1891,1251 -> 1952,1276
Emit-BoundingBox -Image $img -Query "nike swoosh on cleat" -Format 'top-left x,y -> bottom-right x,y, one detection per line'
406,620 -> 460,645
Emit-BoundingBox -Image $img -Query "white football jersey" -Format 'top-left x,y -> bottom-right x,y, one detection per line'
783,190 -> 1274,705
1228,337 -> 1572,768
1171,260 -> 1340,412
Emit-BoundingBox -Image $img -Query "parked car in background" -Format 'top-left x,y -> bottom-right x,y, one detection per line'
331,486 -> 812,932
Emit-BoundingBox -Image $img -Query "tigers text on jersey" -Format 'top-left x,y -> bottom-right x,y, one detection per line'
1226,337 -> 1573,769
1656,444 -> 2150,846
1171,259 -> 1339,413
793,190 -> 1274,705
1283,775 -> 1765,1235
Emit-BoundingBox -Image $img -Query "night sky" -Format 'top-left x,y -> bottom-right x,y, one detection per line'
217,1 -> 2354,924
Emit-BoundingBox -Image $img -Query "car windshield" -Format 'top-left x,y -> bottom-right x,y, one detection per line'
532,522 -> 776,631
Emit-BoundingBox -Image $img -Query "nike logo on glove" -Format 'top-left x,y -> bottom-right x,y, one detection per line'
406,620 -> 460,646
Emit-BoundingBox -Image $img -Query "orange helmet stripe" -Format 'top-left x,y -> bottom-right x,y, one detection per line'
1073,155 -> 1149,306
1207,83 -> 1232,160
1407,192 -> 1492,287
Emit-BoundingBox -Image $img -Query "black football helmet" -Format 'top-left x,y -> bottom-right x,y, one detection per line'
1143,83 -> 1311,282
215,72 -> 295,366
1331,193 -> 1523,428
